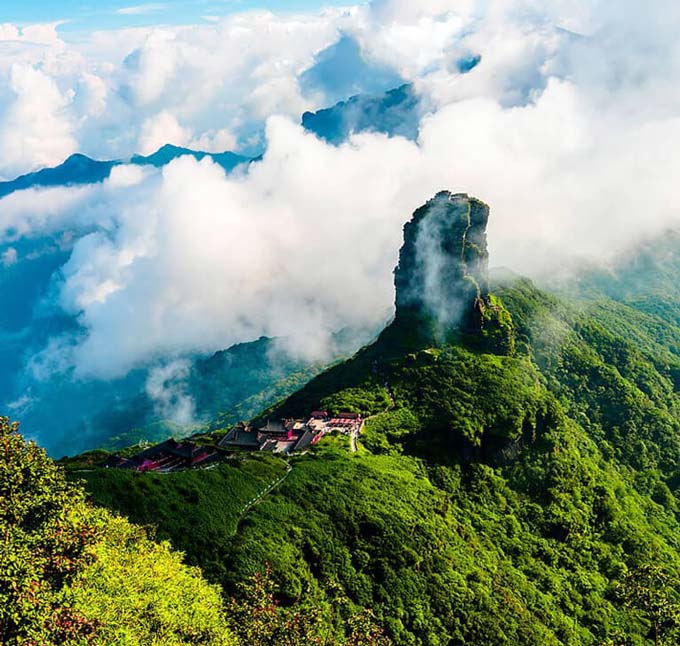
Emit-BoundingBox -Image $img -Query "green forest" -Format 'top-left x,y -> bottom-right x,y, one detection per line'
8,221 -> 680,644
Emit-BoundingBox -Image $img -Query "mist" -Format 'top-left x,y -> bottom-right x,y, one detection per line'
2,0 -> 680,384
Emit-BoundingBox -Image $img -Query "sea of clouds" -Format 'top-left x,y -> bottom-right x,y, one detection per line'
1,0 -> 680,402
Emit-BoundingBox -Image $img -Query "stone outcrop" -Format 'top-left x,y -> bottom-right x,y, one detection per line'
394,191 -> 490,332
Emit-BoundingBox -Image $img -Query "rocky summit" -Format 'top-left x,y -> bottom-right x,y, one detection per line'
394,191 -> 490,334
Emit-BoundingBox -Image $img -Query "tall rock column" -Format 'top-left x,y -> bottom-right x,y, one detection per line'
394,191 -> 490,335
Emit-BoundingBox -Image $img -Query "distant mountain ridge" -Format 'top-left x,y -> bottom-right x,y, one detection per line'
0,144 -> 252,199
301,83 -> 421,144
0,84 -> 423,199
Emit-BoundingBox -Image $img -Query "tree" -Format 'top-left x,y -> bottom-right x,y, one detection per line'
226,565 -> 332,645
615,564 -> 680,645
346,610 -> 392,646
0,416 -> 100,644
0,417 -> 235,645
225,566 -> 391,645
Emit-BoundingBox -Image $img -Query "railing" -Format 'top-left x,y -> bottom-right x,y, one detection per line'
239,462 -> 293,514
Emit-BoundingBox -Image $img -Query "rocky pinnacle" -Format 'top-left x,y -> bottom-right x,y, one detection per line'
394,191 -> 490,331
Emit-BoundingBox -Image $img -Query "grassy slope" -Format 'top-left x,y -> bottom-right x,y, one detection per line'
73,455 -> 288,583
223,432 -> 680,645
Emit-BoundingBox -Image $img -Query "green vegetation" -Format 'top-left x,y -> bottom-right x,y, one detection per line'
2,417 -> 391,644
72,455 -> 289,581
15,222 -> 680,644
478,294 -> 516,355
225,566 -> 391,645
73,269 -> 680,645
66,516 -> 235,646
0,417 -> 235,646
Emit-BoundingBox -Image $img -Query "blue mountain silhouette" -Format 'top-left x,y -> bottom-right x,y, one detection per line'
0,145 -> 251,199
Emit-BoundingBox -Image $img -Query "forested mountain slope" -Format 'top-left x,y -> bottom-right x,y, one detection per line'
75,193 -> 680,645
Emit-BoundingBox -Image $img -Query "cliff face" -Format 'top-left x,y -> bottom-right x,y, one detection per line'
394,191 -> 490,332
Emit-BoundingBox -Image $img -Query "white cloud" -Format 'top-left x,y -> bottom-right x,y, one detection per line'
145,360 -> 195,426
17,22 -> 67,48
0,24 -> 20,41
0,22 -> 66,48
108,163 -> 149,187
44,125 -> 419,377
121,29 -> 178,107
75,72 -> 108,118
27,335 -> 78,382
1,247 -> 18,266
0,10 -> 349,172
3,0 -> 680,387
117,4 -> 169,16
0,63 -> 77,177
138,110 -> 191,154
190,128 -> 238,153
356,11 -> 469,80
0,184 -> 103,242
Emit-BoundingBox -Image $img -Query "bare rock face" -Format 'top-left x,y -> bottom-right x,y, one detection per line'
394,191 -> 490,331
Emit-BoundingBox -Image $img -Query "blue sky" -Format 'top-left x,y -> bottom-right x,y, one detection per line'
2,0 -> 360,32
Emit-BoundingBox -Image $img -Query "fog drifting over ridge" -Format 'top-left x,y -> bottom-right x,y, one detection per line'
2,0 -> 680,383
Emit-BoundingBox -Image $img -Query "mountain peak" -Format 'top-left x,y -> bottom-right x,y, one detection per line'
394,191 -> 490,334
302,83 -> 420,144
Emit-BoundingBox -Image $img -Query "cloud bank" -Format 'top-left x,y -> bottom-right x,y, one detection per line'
2,0 -> 680,386
0,8 -> 359,176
